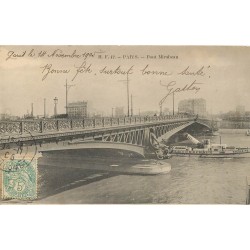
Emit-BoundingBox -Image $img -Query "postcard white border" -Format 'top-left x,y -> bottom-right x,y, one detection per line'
1,1 -> 250,250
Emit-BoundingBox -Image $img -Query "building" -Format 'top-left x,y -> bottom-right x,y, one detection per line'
0,113 -> 11,120
236,105 -> 245,115
163,108 -> 170,116
67,101 -> 88,118
140,110 -> 158,116
0,113 -> 20,120
115,107 -> 124,117
178,98 -> 206,116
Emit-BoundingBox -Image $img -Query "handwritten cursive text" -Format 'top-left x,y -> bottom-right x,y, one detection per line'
159,80 -> 204,106
40,64 -> 70,81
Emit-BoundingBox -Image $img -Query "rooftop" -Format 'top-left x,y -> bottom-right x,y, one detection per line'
68,101 -> 87,107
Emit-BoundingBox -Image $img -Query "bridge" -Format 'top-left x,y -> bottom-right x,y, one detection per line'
0,115 -> 218,153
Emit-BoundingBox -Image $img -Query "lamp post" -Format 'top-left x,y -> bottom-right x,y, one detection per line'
118,74 -> 130,117
160,104 -> 162,116
44,98 -> 46,118
173,92 -> 175,115
54,97 -> 58,117
31,103 -> 34,117
64,79 -> 75,115
130,94 -> 133,117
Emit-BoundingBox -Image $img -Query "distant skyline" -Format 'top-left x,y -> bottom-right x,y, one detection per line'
1,46 -> 250,117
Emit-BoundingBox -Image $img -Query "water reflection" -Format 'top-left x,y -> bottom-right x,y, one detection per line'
19,130 -> 250,203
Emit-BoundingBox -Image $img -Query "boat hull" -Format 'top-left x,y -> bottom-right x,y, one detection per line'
171,152 -> 250,158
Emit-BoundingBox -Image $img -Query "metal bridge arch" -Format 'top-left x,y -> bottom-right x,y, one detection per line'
101,120 -> 194,147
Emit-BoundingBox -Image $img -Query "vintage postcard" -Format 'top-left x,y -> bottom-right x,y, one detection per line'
0,45 -> 250,204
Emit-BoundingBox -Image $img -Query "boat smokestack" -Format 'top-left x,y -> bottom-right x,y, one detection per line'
185,133 -> 201,145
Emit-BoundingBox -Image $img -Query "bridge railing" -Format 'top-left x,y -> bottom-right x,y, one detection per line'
0,114 -> 194,135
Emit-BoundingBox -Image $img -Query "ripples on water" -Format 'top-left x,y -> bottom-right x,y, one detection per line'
37,130 -> 250,204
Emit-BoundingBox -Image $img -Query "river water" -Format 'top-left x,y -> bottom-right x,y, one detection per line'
33,129 -> 250,204
1,129 -> 250,204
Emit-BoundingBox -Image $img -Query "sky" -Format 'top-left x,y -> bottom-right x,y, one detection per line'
0,45 -> 250,117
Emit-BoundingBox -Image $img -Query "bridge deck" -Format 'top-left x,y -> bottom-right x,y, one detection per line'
0,117 -> 194,144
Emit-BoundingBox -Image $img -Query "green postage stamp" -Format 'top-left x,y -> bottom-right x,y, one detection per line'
2,159 -> 37,200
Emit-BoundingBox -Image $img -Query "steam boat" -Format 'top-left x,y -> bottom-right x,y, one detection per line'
168,134 -> 250,158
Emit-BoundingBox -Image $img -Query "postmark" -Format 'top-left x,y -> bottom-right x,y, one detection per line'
0,131 -> 38,200
0,131 -> 38,171
2,158 -> 37,200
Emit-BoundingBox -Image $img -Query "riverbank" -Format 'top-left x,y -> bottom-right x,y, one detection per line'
219,129 -> 247,134
219,120 -> 250,129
